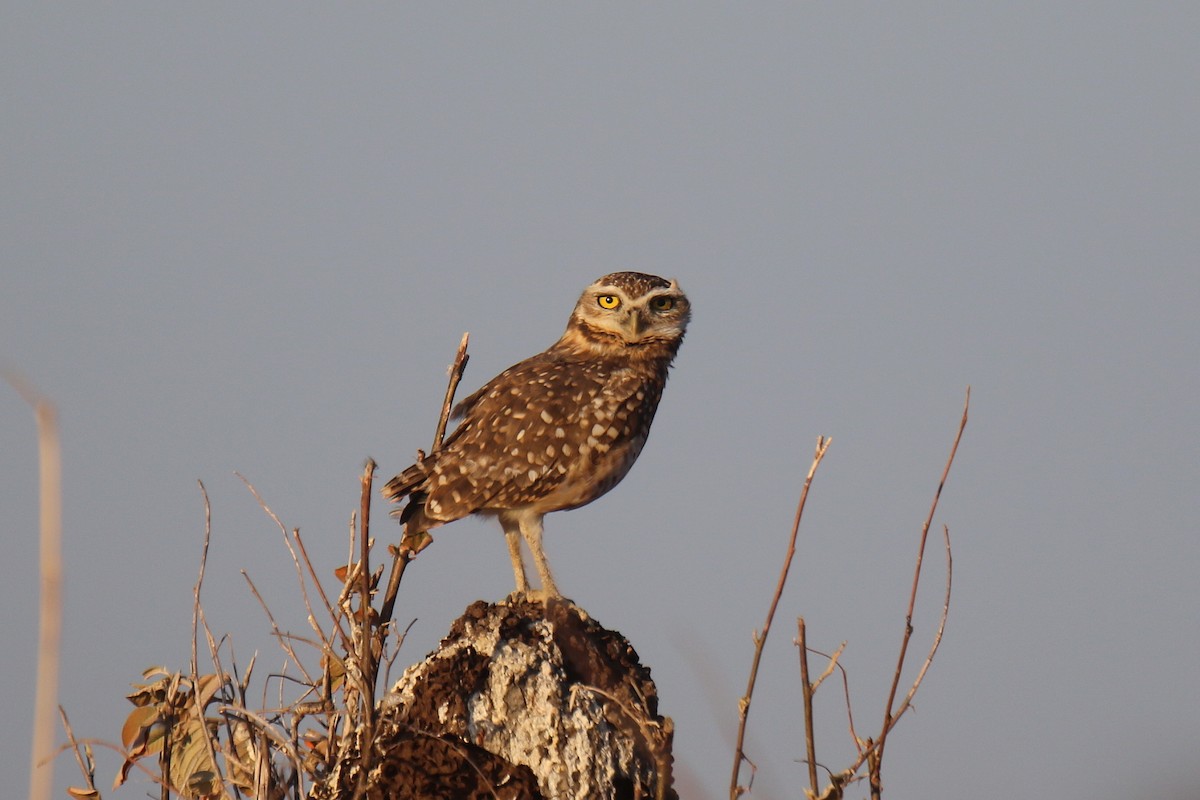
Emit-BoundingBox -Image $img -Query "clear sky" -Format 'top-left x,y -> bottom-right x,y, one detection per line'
4,5 -> 1198,799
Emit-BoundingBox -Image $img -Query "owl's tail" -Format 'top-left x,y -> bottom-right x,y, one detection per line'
382,461 -> 433,533
382,461 -> 426,505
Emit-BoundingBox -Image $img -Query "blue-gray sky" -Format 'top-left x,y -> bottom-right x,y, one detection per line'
4,5 -> 1198,798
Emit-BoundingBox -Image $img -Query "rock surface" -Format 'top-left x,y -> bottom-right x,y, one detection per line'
382,596 -> 676,800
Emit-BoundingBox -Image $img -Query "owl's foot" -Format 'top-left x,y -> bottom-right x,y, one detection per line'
505,586 -> 565,606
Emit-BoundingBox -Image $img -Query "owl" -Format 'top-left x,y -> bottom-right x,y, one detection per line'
383,271 -> 690,599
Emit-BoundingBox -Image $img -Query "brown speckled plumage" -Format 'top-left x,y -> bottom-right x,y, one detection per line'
383,271 -> 690,598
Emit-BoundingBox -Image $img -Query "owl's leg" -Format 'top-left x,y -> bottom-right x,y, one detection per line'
499,515 -> 531,594
518,513 -> 560,598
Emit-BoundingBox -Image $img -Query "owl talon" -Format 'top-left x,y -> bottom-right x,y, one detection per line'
507,588 -> 566,606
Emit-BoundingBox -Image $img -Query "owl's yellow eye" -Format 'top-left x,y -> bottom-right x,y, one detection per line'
650,296 -> 676,312
597,294 -> 621,310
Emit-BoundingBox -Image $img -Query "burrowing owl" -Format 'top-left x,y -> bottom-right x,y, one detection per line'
384,272 -> 690,599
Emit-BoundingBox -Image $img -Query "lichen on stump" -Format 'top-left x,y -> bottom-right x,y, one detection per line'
382,596 -> 676,800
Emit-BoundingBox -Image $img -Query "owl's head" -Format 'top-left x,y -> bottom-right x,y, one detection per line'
564,272 -> 690,354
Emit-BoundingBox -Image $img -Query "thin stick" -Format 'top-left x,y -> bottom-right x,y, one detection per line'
189,482 -> 226,791
729,436 -> 831,799
378,333 -> 471,630
833,527 -> 955,790
237,472 -> 329,652
358,457 -> 376,663
241,571 -> 315,685
376,546 -> 411,636
293,528 -> 352,652
191,481 -> 212,679
57,707 -> 96,796
218,706 -> 304,763
871,387 -> 968,795
797,618 -> 819,794
6,374 -> 62,800
356,460 -> 378,760
434,332 -> 471,450
808,641 -> 846,695
236,474 -> 330,687
891,525 -> 953,724
383,617 -> 419,686
803,641 -> 863,754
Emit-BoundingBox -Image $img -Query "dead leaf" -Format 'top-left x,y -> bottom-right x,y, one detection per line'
120,704 -> 160,751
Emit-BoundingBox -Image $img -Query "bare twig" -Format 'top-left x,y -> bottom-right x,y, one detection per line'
378,333 -> 471,630
237,472 -> 289,535
160,674 -> 179,800
823,524 -> 954,795
383,617 -> 419,686
434,332 -> 471,450
730,436 -> 831,799
190,482 -> 213,668
5,373 -> 62,800
356,459 -> 378,785
376,545 -> 413,643
797,618 -> 819,795
218,706 -> 304,764
57,707 -> 96,796
799,641 -> 863,755
871,388 -> 968,797
293,528 -> 352,653
891,525 -> 953,725
191,481 -> 212,678
190,482 -> 227,791
808,641 -> 846,695
69,737 -> 170,784
241,571 -> 315,686
237,472 -> 330,653
358,457 -> 377,670
291,530 -> 329,648
236,475 -> 323,688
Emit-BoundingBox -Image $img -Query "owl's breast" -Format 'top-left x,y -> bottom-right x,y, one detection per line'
524,429 -> 648,514
428,352 -> 670,516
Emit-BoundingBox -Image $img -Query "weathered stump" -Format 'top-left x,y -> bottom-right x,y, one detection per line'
374,596 -> 676,800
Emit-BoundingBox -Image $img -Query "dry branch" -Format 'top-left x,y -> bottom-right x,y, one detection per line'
869,387 -> 968,797
434,331 -> 471,450
59,707 -> 98,799
797,618 -> 819,794
188,483 -> 226,793
378,332 -> 470,630
731,389 -> 969,800
730,436 -> 831,799
293,527 -> 353,658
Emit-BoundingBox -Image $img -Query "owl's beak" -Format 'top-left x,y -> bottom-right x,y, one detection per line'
628,310 -> 646,340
